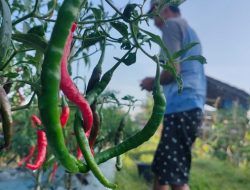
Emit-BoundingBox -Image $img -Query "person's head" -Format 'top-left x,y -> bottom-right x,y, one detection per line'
149,0 -> 181,28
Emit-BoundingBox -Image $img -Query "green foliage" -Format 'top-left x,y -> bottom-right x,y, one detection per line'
193,105 -> 250,167
96,105 -> 140,149
190,158 -> 250,190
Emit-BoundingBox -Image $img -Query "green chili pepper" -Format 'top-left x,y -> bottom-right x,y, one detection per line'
38,0 -> 88,173
0,86 -> 13,150
86,49 -> 133,105
114,112 -> 127,171
74,110 -> 117,189
95,57 -> 166,164
86,40 -> 106,94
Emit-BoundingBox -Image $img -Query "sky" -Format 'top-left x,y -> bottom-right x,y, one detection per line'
77,0 -> 250,106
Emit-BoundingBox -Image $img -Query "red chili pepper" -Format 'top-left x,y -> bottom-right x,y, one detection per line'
60,23 -> 93,138
26,115 -> 47,170
60,96 -> 70,128
77,145 -> 94,160
17,145 -> 36,167
31,115 -> 42,128
26,129 -> 47,170
77,145 -> 83,160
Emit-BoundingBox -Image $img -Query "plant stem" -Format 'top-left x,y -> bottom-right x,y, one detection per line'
104,0 -> 123,16
78,16 -> 122,25
0,48 -> 34,71
11,92 -> 36,111
12,0 -> 39,26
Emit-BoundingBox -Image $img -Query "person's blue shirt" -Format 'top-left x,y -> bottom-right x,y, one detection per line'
160,17 -> 206,114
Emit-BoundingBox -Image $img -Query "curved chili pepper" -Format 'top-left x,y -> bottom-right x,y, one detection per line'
114,115 -> 126,171
74,111 -> 117,189
0,86 -> 13,150
60,96 -> 70,128
31,115 -> 42,127
17,145 -> 36,167
38,0 -> 88,173
86,49 -> 133,105
95,57 -> 166,165
60,23 -> 93,138
26,116 -> 47,170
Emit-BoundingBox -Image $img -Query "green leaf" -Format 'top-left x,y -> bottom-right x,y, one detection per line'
91,7 -> 102,20
181,55 -> 207,64
122,95 -> 135,101
28,25 -> 45,37
122,3 -> 137,21
2,72 -> 19,78
110,21 -> 128,37
82,31 -> 105,49
12,33 -> 48,53
131,22 -> 139,39
160,63 -> 183,92
172,42 -> 199,59
0,0 -> 12,63
140,28 -> 172,61
108,93 -> 120,104
120,39 -> 131,50
115,52 -> 137,66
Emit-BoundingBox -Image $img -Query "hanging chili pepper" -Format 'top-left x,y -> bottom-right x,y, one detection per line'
86,48 -> 134,105
31,115 -> 42,128
86,40 -> 106,94
114,113 -> 127,171
60,96 -> 70,128
0,86 -> 13,150
94,57 -> 166,165
74,111 -> 117,189
26,115 -> 47,170
38,0 -> 88,171
60,23 -> 93,138
26,129 -> 47,170
17,145 -> 36,167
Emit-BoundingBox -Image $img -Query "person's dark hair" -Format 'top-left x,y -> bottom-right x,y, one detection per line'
169,5 -> 180,14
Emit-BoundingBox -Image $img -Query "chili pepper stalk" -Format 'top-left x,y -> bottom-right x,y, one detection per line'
74,111 -> 117,189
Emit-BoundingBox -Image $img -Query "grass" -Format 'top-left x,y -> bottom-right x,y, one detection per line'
115,128 -> 250,190
190,158 -> 250,190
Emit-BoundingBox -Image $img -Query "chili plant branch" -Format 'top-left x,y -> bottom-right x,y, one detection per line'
0,48 -> 34,71
11,92 -> 36,111
78,16 -> 122,25
104,0 -> 123,17
12,0 -> 39,26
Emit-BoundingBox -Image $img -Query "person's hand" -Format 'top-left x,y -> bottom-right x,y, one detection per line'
140,77 -> 154,91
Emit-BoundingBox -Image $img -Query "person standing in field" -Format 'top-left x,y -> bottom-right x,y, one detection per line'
140,1 -> 206,190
